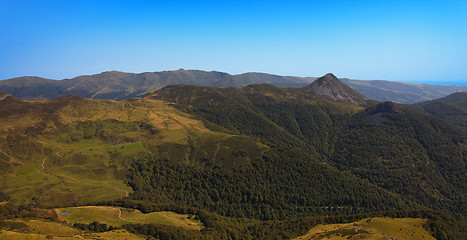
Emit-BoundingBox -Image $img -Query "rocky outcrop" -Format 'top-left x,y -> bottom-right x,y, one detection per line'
0,92 -> 11,101
306,73 -> 368,106
366,101 -> 399,124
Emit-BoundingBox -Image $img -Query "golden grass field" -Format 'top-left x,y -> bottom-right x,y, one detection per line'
293,217 -> 435,240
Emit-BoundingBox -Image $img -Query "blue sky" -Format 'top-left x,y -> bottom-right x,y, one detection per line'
1,0 -> 466,85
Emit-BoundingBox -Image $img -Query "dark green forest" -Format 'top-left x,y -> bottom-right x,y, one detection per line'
145,87 -> 467,218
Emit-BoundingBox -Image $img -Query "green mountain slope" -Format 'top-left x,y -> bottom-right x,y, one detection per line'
409,92 -> 467,129
331,101 -> 466,214
148,75 -> 466,217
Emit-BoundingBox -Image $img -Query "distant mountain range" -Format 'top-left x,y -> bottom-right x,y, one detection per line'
0,69 -> 465,103
0,70 -> 314,101
341,78 -> 466,103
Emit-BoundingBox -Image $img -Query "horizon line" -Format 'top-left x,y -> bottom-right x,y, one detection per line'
1,69 -> 466,86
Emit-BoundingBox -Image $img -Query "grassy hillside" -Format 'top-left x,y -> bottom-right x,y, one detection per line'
0,94 -> 215,206
55,206 -> 202,230
0,218 -> 145,240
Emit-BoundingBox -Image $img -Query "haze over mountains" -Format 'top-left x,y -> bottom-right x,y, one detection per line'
341,78 -> 467,104
0,69 -> 465,103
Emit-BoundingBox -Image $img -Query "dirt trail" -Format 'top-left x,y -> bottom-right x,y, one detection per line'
106,183 -> 129,197
37,159 -> 46,174
59,174 -> 81,182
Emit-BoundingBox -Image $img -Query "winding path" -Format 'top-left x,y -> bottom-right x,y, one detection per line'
37,157 -> 79,182
117,208 -> 143,223
37,159 -> 46,174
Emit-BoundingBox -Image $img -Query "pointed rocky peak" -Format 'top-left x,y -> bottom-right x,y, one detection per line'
306,73 -> 368,106
313,73 -> 340,86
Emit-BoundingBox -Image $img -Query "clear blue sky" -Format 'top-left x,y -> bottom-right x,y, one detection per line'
1,0 -> 466,85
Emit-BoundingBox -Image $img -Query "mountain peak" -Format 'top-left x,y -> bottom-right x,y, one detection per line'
307,73 -> 368,106
324,72 -> 338,79
313,73 -> 340,86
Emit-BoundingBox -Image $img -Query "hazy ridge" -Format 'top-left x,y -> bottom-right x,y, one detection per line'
1,69 -> 465,103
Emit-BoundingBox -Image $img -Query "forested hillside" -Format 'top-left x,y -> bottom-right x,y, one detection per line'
147,75 -> 466,218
